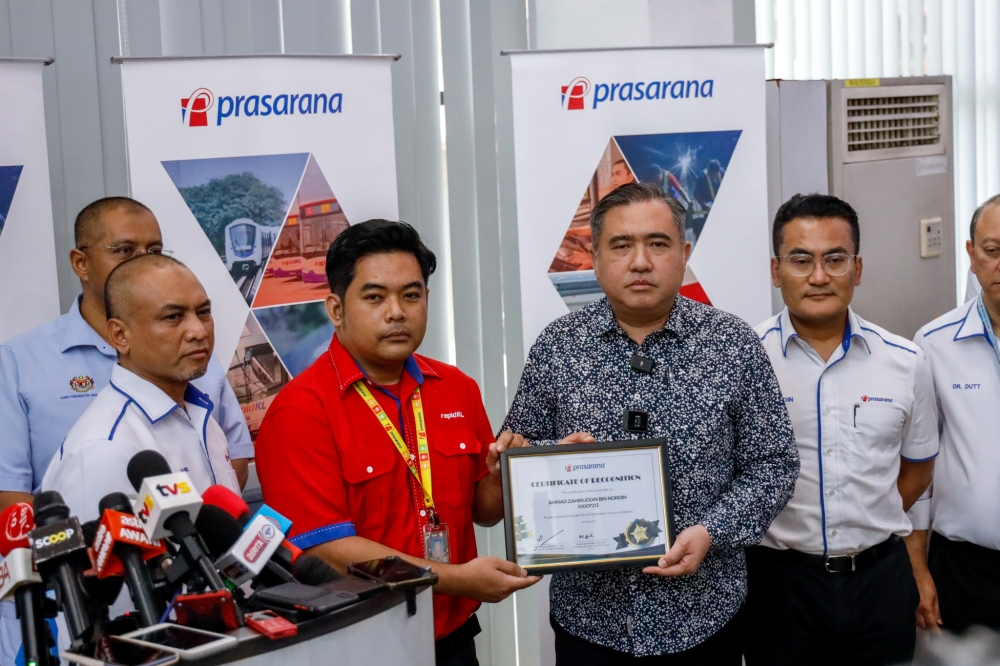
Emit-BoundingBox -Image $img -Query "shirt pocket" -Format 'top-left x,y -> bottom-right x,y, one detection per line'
431,425 -> 483,510
341,448 -> 397,531
853,405 -> 905,449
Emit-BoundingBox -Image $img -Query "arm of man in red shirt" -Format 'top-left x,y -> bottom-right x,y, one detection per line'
256,394 -> 540,604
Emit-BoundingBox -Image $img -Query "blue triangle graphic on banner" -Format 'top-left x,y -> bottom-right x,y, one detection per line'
613,130 -> 741,247
0,165 -> 25,241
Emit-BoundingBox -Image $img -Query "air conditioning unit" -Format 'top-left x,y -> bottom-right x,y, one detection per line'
766,76 -> 955,339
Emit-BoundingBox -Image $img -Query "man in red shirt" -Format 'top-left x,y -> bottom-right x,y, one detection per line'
255,219 -> 540,666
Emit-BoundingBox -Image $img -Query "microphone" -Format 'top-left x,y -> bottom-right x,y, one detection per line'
79,521 -> 124,622
200,486 -> 337,583
93,493 -> 166,626
126,451 -> 226,592
195,507 -> 292,588
29,491 -> 93,645
0,503 -> 53,666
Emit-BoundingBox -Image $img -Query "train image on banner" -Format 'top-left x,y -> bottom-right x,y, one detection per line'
299,198 -> 348,283
270,214 -> 302,278
225,218 -> 278,301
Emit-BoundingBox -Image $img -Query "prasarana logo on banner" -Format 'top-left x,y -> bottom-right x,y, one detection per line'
561,75 -> 715,110
181,86 -> 344,127
120,55 -> 398,441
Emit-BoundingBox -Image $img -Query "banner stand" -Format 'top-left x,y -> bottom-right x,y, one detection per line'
0,57 -> 60,344
115,54 -> 400,442
504,44 -> 773,353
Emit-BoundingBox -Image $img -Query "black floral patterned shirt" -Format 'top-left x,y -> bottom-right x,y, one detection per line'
502,296 -> 799,655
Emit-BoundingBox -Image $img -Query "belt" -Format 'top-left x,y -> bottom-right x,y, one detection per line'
784,535 -> 901,573
435,614 -> 481,661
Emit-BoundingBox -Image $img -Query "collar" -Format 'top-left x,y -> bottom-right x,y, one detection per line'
778,307 -> 869,357
586,296 -> 686,340
956,296 -> 992,342
59,296 -> 116,357
327,333 -> 438,397
109,364 -> 213,424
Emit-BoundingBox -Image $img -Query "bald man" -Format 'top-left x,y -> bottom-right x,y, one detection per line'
42,254 -> 242,521
0,198 -> 251,666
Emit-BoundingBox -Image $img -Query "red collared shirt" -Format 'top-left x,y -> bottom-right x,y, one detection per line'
255,334 -> 492,639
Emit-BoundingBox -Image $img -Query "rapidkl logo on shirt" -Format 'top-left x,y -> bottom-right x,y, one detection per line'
181,86 -> 344,127
560,74 -> 715,110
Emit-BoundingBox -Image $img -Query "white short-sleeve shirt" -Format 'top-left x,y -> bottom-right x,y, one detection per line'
914,300 -> 1000,549
756,308 -> 939,556
42,364 -> 240,523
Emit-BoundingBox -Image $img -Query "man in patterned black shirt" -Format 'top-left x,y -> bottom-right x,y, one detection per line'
502,183 -> 799,664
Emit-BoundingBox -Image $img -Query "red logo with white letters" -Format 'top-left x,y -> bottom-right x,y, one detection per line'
181,88 -> 215,127
561,77 -> 591,110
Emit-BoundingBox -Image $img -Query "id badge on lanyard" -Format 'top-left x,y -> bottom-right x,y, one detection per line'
353,381 -> 451,563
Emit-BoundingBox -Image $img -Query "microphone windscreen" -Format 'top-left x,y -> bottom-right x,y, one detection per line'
201,486 -> 250,523
291,555 -> 343,586
82,520 -> 100,550
32,491 -> 69,526
126,451 -> 172,492
193,506 -> 244,558
0,503 -> 34,556
98,492 -> 133,516
81,522 -> 126,604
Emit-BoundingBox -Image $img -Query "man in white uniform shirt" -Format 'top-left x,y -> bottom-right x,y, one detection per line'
744,194 -> 938,666
43,253 -> 241,522
912,194 -> 1000,634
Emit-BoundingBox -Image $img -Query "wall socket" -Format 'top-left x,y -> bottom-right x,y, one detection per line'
920,217 -> 943,258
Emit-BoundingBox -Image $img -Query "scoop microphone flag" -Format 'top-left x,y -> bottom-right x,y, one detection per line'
126,450 -> 225,592
0,503 -> 52,666
94,493 -> 167,627
29,491 -> 93,646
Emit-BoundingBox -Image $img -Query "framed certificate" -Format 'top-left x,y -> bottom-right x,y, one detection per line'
500,438 -> 675,574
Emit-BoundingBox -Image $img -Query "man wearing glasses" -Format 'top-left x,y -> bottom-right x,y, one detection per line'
0,197 -> 252,663
744,194 -> 938,665
910,194 -> 1000,635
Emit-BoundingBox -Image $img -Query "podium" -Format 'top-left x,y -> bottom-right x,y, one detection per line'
198,585 -> 435,666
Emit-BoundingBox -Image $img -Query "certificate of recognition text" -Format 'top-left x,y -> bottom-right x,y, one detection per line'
506,445 -> 670,570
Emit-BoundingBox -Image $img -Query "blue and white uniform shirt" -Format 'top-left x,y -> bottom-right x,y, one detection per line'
41,364 -> 241,523
915,299 -> 1000,549
757,307 -> 939,556
0,297 -> 253,495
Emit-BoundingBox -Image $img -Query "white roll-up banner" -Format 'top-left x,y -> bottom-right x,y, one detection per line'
509,46 -> 771,350
120,55 -> 398,440
0,59 -> 60,344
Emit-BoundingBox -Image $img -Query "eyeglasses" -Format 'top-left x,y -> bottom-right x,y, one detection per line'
778,253 -> 857,277
78,244 -> 174,260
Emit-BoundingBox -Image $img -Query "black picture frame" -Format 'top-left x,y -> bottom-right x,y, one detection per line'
500,437 -> 676,575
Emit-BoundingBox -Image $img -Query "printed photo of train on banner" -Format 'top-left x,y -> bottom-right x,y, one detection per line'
163,152 -> 351,440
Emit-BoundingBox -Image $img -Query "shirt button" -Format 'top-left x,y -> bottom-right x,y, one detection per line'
826,449 -> 833,455
459,443 -> 466,450
828,490 -> 835,496
366,466 -> 374,473
420,510 -> 427,517
410,454 -> 415,460
831,530 -> 838,536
